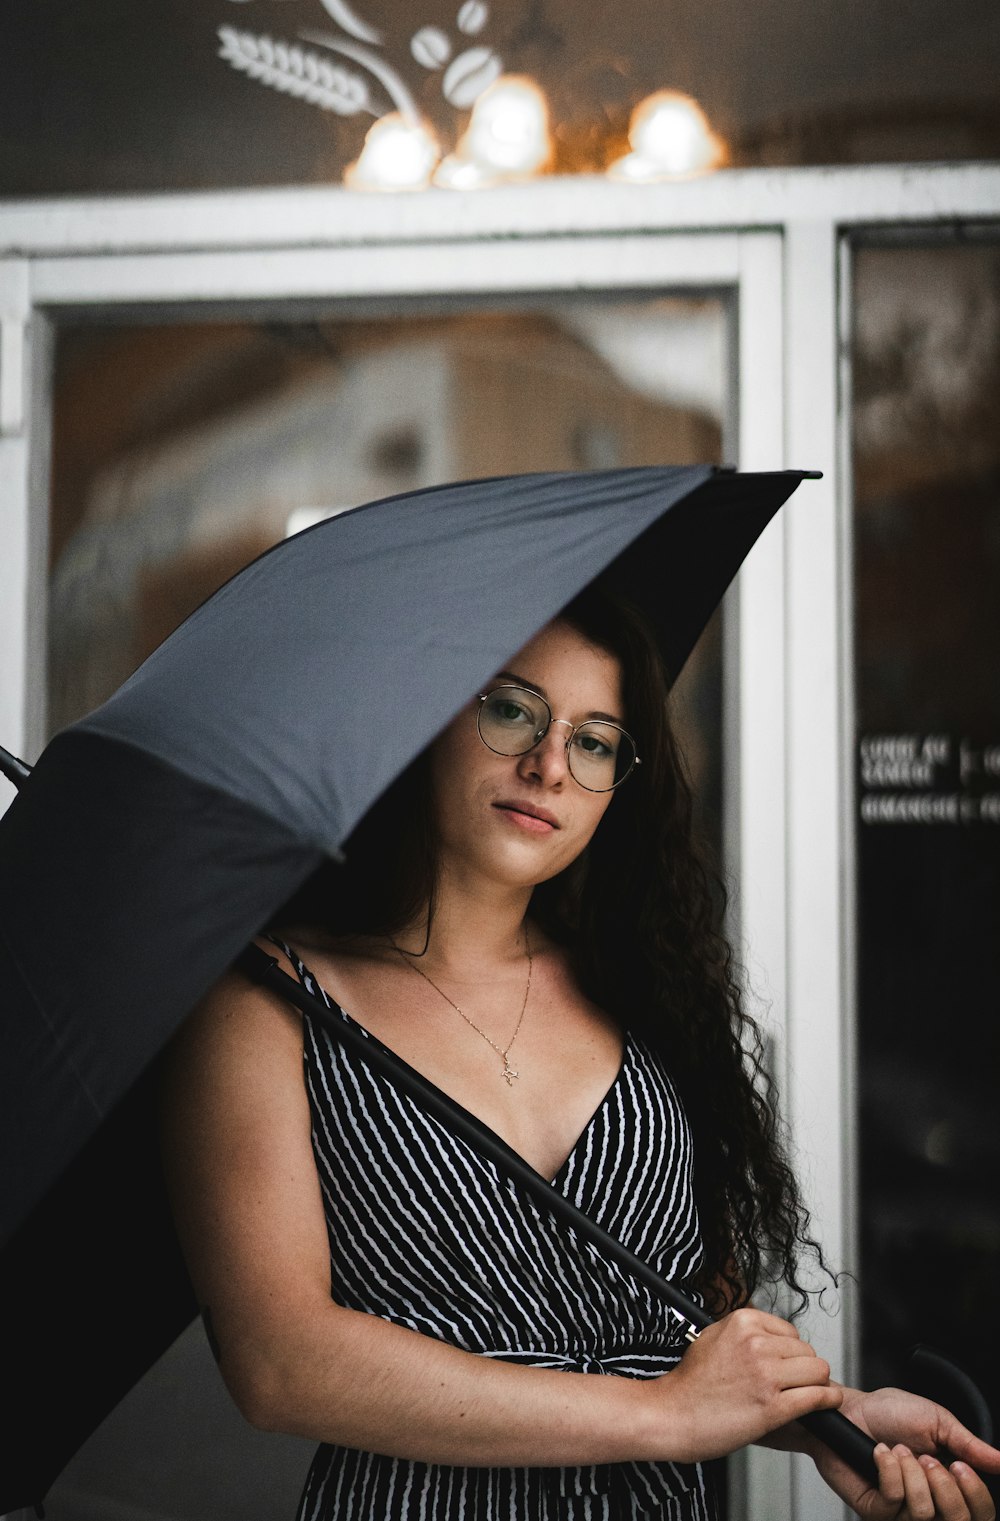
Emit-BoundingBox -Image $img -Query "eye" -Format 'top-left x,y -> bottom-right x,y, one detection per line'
486,695 -> 535,725
482,689 -> 550,739
573,728 -> 616,760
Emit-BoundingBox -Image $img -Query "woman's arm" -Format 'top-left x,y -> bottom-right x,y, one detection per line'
158,967 -> 842,1469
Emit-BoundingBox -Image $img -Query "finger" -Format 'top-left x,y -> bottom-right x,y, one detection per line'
918,1455 -> 974,1521
775,1381 -> 844,1424
936,1414 -> 1000,1475
771,1338 -> 826,1368
738,1307 -> 802,1339
949,1460 -> 997,1521
773,1353 -> 834,1390
895,1445 -> 936,1521
873,1442 -> 906,1511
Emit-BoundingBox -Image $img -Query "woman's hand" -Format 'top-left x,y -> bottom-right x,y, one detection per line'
811,1386 -> 1000,1519
651,1307 -> 842,1462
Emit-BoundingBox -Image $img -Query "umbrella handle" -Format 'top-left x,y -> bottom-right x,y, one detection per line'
0,744 -> 32,789
236,945 -> 878,1485
799,1408 -> 879,1482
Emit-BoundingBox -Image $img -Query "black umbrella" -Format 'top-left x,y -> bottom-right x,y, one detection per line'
1,463 -> 875,1508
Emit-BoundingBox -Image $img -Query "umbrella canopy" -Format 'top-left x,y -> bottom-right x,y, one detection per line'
0,463 -> 811,1509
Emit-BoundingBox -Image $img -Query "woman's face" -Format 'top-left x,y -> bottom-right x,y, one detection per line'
429,619 -> 624,891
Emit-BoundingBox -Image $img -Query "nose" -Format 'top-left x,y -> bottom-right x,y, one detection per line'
516,721 -> 572,787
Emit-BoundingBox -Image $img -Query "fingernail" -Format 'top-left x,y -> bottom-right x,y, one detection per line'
874,1443 -> 890,1456
950,1461 -> 969,1476
919,1455 -> 939,1469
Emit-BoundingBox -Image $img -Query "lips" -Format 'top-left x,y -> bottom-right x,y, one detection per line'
493,800 -> 560,832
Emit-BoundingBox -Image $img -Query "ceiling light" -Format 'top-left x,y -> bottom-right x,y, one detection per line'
344,113 -> 441,191
434,74 -> 552,187
608,90 -> 726,181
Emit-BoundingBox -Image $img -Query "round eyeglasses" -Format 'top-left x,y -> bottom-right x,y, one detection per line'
476,685 -> 641,793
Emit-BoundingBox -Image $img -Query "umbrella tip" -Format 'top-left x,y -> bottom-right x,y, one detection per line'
711,465 -> 824,481
0,743 -> 33,789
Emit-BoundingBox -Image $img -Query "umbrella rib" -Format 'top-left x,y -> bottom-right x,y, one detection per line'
0,920 -> 104,1118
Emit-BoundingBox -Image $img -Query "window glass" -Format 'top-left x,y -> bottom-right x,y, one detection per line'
50,302 -> 726,824
853,241 -> 1000,1432
46,297 -> 728,1519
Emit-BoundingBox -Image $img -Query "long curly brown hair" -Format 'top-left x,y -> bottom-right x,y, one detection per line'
276,583 -> 831,1318
532,586 -> 833,1318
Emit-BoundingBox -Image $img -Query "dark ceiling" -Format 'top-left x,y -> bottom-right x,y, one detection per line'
3,0 -> 999,196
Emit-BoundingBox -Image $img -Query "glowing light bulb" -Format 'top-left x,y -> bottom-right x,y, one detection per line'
465,75 -> 551,174
433,155 -> 494,190
433,74 -> 552,188
608,91 -> 726,181
344,113 -> 441,192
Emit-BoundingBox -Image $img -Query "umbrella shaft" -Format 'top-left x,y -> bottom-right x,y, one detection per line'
0,745 -> 32,789
237,946 -> 877,1485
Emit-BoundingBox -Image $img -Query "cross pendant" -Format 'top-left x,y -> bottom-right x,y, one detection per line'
502,1056 -> 518,1086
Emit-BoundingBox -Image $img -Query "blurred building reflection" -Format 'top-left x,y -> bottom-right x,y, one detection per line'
49,310 -> 721,734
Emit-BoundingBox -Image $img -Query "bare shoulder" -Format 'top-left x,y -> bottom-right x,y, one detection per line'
159,939 -> 312,1162
262,923 -> 398,1009
166,942 -> 302,1066
270,922 -> 391,967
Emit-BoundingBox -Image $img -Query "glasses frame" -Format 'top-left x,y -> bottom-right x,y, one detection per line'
475,684 -> 641,793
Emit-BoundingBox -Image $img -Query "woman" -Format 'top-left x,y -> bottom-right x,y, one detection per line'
161,587 -> 1000,1520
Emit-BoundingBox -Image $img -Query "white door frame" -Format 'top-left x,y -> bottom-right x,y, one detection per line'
2,163 -> 998,1521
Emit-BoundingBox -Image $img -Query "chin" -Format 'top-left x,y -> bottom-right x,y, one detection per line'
503,840 -> 583,889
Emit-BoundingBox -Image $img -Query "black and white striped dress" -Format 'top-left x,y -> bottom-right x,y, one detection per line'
283,946 -> 718,1521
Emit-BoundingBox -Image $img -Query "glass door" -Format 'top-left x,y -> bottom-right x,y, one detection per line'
6,167 -> 997,1521
851,236 -> 1000,1464
41,286 -> 737,1521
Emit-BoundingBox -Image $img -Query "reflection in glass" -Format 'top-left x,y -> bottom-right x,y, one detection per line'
853,243 -> 1000,1435
49,305 -> 723,721
49,304 -> 726,834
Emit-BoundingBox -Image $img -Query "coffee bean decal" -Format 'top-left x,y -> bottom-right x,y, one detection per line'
442,46 -> 503,108
219,0 -> 503,141
410,27 -> 452,70
457,1 -> 489,35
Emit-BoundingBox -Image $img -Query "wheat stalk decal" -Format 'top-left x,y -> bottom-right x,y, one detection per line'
217,0 -> 504,182
298,29 -> 419,121
315,0 -> 383,46
217,26 -> 375,115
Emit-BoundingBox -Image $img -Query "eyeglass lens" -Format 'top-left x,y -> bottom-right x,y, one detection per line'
478,687 -> 636,791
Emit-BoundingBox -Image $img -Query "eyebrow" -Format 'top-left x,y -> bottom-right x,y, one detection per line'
495,670 -> 626,728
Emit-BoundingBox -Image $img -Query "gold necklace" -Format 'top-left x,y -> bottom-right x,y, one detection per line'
392,927 -> 532,1087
